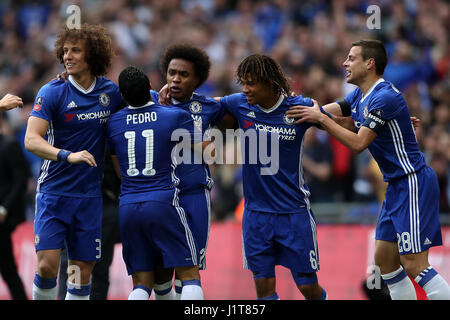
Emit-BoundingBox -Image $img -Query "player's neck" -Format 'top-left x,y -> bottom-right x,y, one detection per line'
259,93 -> 281,110
71,72 -> 96,91
359,75 -> 382,97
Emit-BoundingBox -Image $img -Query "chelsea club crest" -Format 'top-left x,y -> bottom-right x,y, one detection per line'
363,106 -> 369,119
99,93 -> 110,107
283,113 -> 295,125
189,101 -> 202,114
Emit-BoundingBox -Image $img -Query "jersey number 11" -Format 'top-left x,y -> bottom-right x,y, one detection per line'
124,129 -> 156,176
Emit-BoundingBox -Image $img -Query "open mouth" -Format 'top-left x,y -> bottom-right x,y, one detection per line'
169,86 -> 181,95
66,63 -> 75,71
345,70 -> 351,78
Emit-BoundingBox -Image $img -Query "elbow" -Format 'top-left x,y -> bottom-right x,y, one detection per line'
24,133 -> 37,153
24,135 -> 32,152
350,144 -> 366,155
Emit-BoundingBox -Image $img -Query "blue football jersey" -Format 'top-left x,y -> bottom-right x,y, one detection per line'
107,101 -> 199,205
150,90 -> 225,192
220,93 -> 314,214
30,76 -> 122,197
344,79 -> 426,181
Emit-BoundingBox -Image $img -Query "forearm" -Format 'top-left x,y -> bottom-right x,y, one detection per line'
318,115 -> 365,153
332,115 -> 356,132
24,133 -> 61,160
322,102 -> 343,116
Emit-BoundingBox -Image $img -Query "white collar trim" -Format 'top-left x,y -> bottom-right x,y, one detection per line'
68,75 -> 96,94
360,78 -> 385,103
127,101 -> 155,109
257,93 -> 284,113
171,93 -> 194,105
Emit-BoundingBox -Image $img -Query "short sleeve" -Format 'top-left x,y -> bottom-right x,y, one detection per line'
343,88 -> 360,106
150,89 -> 159,104
209,100 -> 226,127
362,93 -> 398,133
30,85 -> 56,122
219,93 -> 242,118
367,91 -> 401,120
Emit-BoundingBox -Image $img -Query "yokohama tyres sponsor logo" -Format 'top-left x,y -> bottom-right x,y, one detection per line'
76,110 -> 110,121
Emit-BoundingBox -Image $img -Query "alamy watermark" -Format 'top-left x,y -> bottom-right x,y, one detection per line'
366,264 -> 382,290
66,4 -> 81,29
366,5 -> 381,30
171,128 -> 281,176
67,264 -> 81,289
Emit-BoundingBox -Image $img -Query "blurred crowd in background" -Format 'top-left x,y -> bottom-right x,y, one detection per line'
0,0 -> 448,222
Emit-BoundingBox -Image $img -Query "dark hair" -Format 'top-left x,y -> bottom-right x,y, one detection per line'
160,44 -> 211,89
118,66 -> 151,107
54,23 -> 115,77
351,39 -> 388,76
236,54 -> 290,95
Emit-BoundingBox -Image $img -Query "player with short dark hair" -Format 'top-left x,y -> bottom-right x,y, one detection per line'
24,23 -> 123,300
288,39 -> 450,300
107,65 -> 203,300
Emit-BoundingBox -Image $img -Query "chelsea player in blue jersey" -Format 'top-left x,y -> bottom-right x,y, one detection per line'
158,53 -> 328,300
219,54 -> 328,300
289,40 -> 450,300
107,66 -> 203,300
24,24 -> 123,300
151,44 -> 225,299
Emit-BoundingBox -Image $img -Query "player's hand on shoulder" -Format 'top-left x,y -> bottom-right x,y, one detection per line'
286,99 -> 322,124
67,150 -> 97,167
56,70 -> 68,82
0,93 -> 23,110
158,84 -> 171,105
410,116 -> 421,130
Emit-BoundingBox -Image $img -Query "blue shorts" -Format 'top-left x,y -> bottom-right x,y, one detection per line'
119,200 -> 198,275
376,166 -> 443,254
34,193 -> 102,261
242,207 -> 319,284
178,187 -> 211,270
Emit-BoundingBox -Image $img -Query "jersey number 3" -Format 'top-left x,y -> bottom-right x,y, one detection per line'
124,130 -> 156,176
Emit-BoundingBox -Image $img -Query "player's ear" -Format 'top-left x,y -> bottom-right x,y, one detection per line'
367,58 -> 375,71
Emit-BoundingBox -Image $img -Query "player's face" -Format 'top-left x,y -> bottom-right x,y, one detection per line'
240,74 -> 275,108
63,39 -> 90,77
343,46 -> 369,85
167,58 -> 199,102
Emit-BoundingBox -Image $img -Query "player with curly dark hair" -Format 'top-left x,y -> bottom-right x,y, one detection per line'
159,44 -> 210,98
150,44 -> 224,299
54,23 -> 114,78
24,24 -> 123,300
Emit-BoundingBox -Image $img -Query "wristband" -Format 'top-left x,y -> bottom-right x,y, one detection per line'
57,149 -> 72,162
